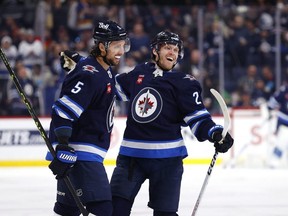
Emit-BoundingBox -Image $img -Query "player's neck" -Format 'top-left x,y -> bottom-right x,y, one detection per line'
96,56 -> 109,71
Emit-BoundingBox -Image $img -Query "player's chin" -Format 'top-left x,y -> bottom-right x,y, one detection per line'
160,61 -> 174,70
110,58 -> 120,66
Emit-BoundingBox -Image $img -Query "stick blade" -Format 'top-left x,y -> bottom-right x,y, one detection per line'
210,88 -> 231,138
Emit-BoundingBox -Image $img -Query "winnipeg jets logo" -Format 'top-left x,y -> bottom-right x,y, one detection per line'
132,87 -> 162,123
83,65 -> 99,73
138,90 -> 154,116
99,22 -> 109,30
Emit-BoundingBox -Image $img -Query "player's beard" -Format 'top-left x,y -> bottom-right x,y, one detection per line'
103,55 -> 118,66
157,57 -> 175,71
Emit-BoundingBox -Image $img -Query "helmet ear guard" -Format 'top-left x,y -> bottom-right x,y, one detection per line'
150,31 -> 184,59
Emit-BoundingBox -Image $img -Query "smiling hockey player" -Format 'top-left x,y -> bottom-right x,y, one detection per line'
46,19 -> 130,216
60,30 -> 234,216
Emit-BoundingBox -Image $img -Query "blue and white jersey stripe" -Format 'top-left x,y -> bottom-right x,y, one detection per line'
183,108 -> 210,125
119,138 -> 188,158
190,119 -> 206,135
46,142 -> 107,163
58,95 -> 84,118
52,104 -> 74,121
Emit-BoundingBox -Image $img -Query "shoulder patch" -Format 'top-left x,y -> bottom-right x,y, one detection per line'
183,74 -> 196,81
82,65 -> 99,73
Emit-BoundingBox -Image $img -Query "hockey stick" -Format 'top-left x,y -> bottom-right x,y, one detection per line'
0,48 -> 90,216
191,88 -> 231,216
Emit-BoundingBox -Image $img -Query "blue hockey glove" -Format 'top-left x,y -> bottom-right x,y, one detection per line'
48,144 -> 77,179
209,125 -> 234,153
59,50 -> 82,71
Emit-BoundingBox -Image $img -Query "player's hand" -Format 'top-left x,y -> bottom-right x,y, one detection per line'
213,131 -> 234,153
49,144 -> 77,179
59,50 -> 82,71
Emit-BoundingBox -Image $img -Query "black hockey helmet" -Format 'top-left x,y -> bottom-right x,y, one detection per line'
93,20 -> 130,52
150,31 -> 184,59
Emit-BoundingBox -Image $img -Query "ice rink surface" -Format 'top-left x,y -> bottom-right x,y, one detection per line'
1,165 -> 288,216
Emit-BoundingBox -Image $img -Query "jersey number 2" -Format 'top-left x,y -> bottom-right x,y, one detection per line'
193,92 -> 202,105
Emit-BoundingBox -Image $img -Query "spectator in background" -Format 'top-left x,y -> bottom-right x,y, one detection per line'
76,0 -> 94,32
181,49 -> 201,78
0,36 -> 18,115
251,79 -> 266,106
237,64 -> 260,95
51,0 -> 68,39
0,36 -> 18,74
34,0 -> 53,38
6,61 -> 39,116
129,22 -> 150,63
18,29 -> 44,69
227,15 -> 249,68
261,65 -> 275,100
245,18 -> 261,66
146,7 -> 168,38
257,28 -> 275,67
1,17 -> 22,47
236,90 -> 254,108
66,0 -> 80,41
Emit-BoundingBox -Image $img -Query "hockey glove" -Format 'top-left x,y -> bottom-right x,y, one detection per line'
209,126 -> 234,153
49,144 -> 77,179
59,50 -> 82,71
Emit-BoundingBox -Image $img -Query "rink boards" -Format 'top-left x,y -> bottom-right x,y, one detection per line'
0,109 -> 277,167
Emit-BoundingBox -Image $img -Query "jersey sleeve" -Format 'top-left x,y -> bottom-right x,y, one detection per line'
115,67 -> 138,101
51,70 -> 99,139
267,85 -> 286,110
177,75 -> 217,142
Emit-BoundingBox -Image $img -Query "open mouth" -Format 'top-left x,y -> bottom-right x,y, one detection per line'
166,56 -> 174,62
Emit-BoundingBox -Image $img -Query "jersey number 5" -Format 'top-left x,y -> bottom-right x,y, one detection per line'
71,81 -> 84,94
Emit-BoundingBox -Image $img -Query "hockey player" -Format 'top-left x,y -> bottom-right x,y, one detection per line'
46,19 -> 130,216
60,31 -> 234,216
267,78 -> 288,167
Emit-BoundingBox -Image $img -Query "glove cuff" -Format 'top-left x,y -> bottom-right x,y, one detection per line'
208,125 -> 223,142
56,144 -> 77,164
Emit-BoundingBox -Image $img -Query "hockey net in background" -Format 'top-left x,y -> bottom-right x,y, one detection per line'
222,106 -> 278,168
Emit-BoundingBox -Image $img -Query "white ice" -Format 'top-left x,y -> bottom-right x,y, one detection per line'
1,165 -> 288,216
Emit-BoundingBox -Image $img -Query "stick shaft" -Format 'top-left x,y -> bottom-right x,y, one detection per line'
0,48 -> 89,216
191,89 -> 231,216
191,151 -> 218,216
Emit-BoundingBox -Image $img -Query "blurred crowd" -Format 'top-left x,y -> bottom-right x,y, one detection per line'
0,0 -> 288,116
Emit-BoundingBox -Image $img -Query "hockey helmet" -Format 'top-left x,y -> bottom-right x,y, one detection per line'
150,31 -> 184,59
93,20 -> 130,52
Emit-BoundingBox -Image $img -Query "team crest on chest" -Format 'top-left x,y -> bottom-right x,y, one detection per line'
131,87 -> 163,123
